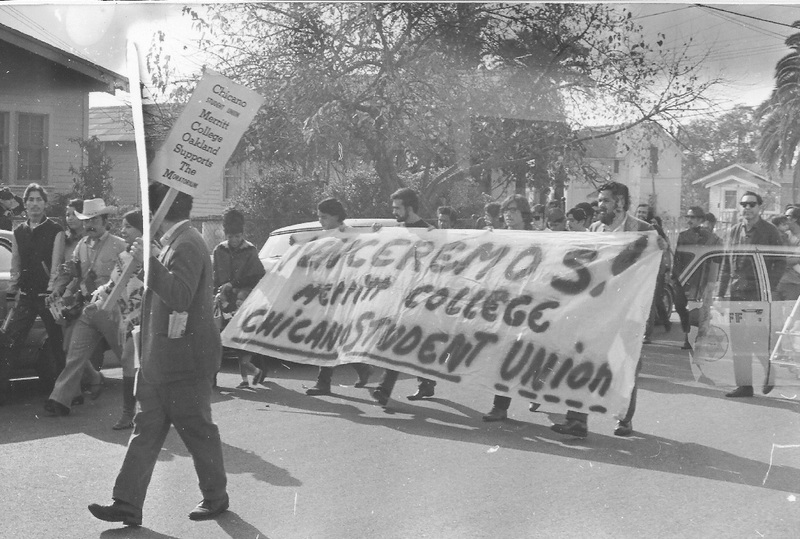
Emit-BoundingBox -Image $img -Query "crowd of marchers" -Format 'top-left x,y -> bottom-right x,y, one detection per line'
0,177 -> 795,528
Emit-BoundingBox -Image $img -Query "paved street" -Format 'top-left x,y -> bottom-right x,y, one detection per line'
1,324 -> 798,539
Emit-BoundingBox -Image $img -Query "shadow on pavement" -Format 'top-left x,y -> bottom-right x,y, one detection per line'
216,511 -> 271,539
227,375 -> 800,494
99,526 -> 179,538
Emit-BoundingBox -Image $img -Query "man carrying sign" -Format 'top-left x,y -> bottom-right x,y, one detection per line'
552,181 -> 652,438
90,184 -> 228,526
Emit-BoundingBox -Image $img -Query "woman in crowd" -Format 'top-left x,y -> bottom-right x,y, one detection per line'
482,194 -> 536,421
91,210 -> 144,429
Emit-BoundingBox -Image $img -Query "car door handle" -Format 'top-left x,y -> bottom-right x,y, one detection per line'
742,309 -> 763,314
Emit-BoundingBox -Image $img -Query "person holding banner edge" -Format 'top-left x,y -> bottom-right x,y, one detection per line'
89,184 -> 228,526
550,181 -> 653,438
305,198 -> 374,396
371,187 -> 438,406
482,194 -> 540,422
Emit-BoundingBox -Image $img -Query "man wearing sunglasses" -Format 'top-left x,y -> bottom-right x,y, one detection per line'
718,191 -> 784,398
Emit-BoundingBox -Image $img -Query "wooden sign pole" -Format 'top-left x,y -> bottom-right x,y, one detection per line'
101,41 -> 176,310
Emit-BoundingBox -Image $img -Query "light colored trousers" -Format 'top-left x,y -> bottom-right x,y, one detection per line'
49,306 -> 122,409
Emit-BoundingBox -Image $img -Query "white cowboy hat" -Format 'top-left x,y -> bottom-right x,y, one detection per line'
75,198 -> 118,220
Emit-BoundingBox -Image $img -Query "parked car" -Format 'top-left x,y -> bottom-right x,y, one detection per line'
258,218 -> 401,268
0,230 -> 60,403
678,243 -> 800,384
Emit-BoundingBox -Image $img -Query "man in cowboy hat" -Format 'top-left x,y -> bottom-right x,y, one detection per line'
0,187 -> 24,231
43,198 -> 128,416
0,184 -> 65,405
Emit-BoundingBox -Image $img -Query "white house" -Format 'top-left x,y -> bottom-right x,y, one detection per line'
692,163 -> 785,225
565,122 -> 683,219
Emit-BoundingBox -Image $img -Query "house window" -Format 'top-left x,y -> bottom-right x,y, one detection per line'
613,159 -> 619,173
223,164 -> 241,200
0,112 -> 8,182
724,190 -> 738,209
17,113 -> 48,183
648,146 -> 658,174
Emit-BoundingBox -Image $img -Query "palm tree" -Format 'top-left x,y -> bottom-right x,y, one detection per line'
756,21 -> 800,201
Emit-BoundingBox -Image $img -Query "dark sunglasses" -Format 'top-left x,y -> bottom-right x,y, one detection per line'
531,215 -> 542,221
740,201 -> 758,208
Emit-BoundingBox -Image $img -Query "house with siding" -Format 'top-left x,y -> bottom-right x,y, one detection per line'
564,122 -> 683,221
692,163 -> 785,225
0,23 -> 127,202
88,106 -> 140,206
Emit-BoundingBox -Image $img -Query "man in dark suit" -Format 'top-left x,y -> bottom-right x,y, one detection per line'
553,181 -> 653,439
89,184 -> 227,527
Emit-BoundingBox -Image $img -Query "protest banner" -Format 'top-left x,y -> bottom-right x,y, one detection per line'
103,62 -> 264,309
222,227 -> 664,418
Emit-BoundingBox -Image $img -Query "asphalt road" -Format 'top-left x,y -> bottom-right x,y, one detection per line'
1,324 -> 798,539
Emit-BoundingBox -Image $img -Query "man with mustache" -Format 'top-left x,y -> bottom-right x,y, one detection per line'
44,198 -> 127,416
552,181 -> 653,438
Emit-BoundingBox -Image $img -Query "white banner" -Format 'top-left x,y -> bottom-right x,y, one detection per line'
149,70 -> 265,196
222,228 -> 663,418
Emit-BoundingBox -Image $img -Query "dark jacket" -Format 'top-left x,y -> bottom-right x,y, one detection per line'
140,221 -> 222,384
212,239 -> 265,291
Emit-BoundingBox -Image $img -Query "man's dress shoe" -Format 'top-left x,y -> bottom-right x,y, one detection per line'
88,501 -> 142,527
188,494 -> 229,521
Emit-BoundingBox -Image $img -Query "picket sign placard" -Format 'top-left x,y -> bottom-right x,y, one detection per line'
148,69 -> 265,196
103,65 -> 265,310
222,227 -> 664,418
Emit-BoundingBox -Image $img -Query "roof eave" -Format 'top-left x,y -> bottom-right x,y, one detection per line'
0,22 -> 128,94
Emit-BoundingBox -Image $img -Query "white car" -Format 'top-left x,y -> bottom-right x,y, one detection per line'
258,218 -> 401,270
679,243 -> 800,387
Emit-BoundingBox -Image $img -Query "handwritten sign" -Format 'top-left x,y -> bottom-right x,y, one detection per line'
222,228 -> 663,418
148,70 -> 265,196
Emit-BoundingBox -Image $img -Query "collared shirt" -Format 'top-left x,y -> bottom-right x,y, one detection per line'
721,217 -> 785,298
212,237 -> 265,291
160,219 -> 191,248
66,230 -> 127,296
589,213 -> 633,232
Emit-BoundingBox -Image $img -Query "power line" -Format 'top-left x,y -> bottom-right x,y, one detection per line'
694,4 -> 787,40
637,6 -> 694,20
694,4 -> 800,31
6,6 -> 78,53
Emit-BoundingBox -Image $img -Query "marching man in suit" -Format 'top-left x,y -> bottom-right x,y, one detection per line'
89,183 -> 228,527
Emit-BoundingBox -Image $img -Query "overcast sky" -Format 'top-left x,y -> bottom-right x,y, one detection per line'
2,2 -> 798,114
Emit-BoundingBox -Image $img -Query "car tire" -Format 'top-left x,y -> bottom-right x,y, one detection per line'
0,350 -> 10,405
34,341 -> 59,392
661,284 -> 674,318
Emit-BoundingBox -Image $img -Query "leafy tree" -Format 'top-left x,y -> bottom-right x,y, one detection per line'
231,165 -> 324,247
677,105 -> 759,209
679,106 -> 758,182
756,21 -> 800,201
151,3 -> 716,213
68,136 -> 116,203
